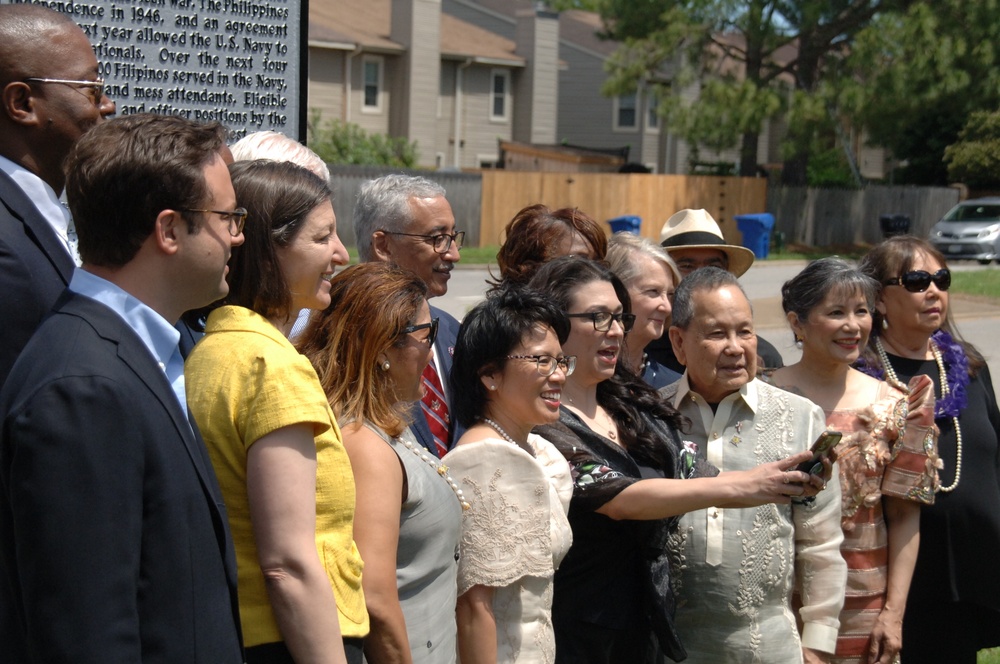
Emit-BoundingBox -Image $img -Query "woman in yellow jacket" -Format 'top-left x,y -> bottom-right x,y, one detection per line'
185,159 -> 367,663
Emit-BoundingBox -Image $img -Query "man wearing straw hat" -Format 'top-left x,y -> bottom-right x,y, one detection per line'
646,208 -> 785,372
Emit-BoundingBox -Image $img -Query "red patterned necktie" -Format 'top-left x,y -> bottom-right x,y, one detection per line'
420,359 -> 450,457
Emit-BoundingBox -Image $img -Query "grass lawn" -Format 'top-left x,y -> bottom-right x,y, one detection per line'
981,648 -> 1000,663
951,268 -> 1000,300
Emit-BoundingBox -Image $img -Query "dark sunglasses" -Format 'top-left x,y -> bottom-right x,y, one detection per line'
401,317 -> 439,346
883,268 -> 951,293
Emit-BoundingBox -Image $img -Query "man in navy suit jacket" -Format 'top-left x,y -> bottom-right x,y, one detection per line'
0,5 -> 116,389
355,174 -> 465,455
0,114 -> 244,662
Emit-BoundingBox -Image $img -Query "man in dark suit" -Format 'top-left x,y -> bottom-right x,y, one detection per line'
0,4 -> 116,388
355,174 -> 465,456
0,114 -> 245,662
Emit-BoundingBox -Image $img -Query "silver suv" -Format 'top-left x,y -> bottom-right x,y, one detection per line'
929,197 -> 1000,265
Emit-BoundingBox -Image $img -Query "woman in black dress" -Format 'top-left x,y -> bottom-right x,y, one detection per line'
858,236 -> 1000,662
527,256 -> 825,664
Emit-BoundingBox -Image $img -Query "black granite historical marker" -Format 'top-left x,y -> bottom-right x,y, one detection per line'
3,0 -> 307,140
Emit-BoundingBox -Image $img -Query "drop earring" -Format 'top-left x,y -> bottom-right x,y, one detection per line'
882,318 -> 889,331
794,336 -> 803,350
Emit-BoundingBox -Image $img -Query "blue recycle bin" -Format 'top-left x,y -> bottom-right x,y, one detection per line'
735,213 -> 775,260
607,215 -> 641,235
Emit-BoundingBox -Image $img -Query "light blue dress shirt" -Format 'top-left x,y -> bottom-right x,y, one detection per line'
69,269 -> 188,417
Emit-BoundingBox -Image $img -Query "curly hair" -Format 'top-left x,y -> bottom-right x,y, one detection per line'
494,204 -> 608,286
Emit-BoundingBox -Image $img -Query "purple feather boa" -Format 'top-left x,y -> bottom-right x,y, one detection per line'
855,330 -> 969,418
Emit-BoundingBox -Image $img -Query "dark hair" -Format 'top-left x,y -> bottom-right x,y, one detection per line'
298,263 -> 427,437
671,267 -> 746,330
858,235 -> 984,375
494,204 -> 608,286
65,114 -> 225,267
451,285 -> 569,428
528,256 -> 683,465
781,256 -> 879,323
223,159 -> 332,322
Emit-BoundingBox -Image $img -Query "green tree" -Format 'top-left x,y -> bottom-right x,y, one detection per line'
944,111 -> 1000,189
841,0 -> 1000,185
599,0 -> 911,184
307,110 -> 417,168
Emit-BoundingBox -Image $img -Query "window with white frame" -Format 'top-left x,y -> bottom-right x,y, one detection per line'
362,56 -> 383,113
490,69 -> 510,122
614,93 -> 637,130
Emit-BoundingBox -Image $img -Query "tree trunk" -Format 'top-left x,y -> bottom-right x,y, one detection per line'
740,131 -> 760,177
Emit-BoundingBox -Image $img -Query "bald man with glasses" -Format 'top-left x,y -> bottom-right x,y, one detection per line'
0,4 -> 116,388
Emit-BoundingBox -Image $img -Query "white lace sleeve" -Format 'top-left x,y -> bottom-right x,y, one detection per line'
444,439 -> 555,596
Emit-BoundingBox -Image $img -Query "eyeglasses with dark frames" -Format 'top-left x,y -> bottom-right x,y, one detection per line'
24,77 -> 106,105
383,230 -> 465,255
565,311 -> 636,333
401,317 -> 439,347
506,354 -> 577,377
883,268 -> 951,293
182,207 -> 248,237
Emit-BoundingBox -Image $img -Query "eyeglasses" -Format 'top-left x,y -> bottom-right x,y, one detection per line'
24,77 -> 106,105
883,268 -> 951,293
565,311 -> 636,333
182,208 -> 248,237
401,317 -> 439,347
506,354 -> 577,377
384,231 -> 465,255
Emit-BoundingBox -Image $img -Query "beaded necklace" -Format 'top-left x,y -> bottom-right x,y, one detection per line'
875,336 -> 963,493
483,418 -> 521,446
400,437 -> 470,510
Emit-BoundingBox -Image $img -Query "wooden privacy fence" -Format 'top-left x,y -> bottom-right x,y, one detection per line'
767,185 -> 961,247
326,166 -> 769,248
480,172 -> 768,247
326,165 -> 483,248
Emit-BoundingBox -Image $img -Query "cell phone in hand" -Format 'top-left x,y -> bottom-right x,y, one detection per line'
794,430 -> 842,476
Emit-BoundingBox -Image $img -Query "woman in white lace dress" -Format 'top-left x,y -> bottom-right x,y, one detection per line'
443,287 -> 575,664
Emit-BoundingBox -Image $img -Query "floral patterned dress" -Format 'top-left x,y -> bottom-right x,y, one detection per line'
826,379 -> 938,664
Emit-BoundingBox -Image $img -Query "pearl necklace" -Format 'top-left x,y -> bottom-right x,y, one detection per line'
876,337 -> 962,493
400,438 -> 470,510
483,418 -> 521,446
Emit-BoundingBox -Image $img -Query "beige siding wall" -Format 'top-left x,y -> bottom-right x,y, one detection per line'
308,48 -> 346,125
348,55 -> 392,136
391,0 -> 442,167
513,10 -> 558,144
460,66 -> 512,168
436,62 -> 457,168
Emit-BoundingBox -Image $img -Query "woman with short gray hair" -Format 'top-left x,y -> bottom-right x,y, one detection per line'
606,233 -> 681,388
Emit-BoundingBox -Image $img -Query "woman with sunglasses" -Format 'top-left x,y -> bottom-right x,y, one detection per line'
857,236 -> 1000,663
767,257 -> 938,664
526,256 -> 826,664
185,160 -> 366,663
298,262 -> 463,664
442,286 -> 575,664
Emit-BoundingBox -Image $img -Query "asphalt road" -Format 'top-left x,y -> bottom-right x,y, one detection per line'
436,261 -> 1000,395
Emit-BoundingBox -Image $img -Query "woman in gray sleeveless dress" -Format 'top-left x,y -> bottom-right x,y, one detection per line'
299,263 -> 464,664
